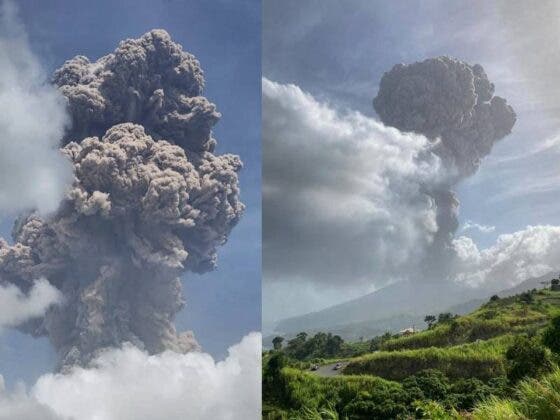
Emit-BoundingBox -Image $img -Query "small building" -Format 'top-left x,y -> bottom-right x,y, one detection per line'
399,327 -> 416,336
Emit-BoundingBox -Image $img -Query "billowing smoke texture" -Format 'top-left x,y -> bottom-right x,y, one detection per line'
374,57 -> 516,276
263,78 -> 443,288
53,29 -> 219,153
374,57 -> 516,177
0,31 -> 244,369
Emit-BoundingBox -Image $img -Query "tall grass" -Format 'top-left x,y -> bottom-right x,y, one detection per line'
472,368 -> 560,419
263,404 -> 340,420
345,336 -> 513,381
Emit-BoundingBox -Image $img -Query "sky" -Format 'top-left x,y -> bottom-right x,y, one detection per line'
263,0 -> 560,328
0,0 -> 261,387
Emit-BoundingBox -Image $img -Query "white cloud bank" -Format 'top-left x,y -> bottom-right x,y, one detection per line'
0,332 -> 261,420
0,1 -> 72,215
263,78 -> 446,287
453,225 -> 560,289
0,278 -> 61,329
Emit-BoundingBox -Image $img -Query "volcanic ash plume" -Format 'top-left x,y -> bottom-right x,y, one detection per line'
0,30 -> 244,369
374,56 -> 516,177
53,29 -> 218,152
374,57 -> 516,262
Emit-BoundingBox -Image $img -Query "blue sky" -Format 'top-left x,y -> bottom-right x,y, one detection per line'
263,0 -> 560,325
0,0 -> 260,386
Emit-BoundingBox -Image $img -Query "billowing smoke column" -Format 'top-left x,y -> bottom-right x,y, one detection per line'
374,57 -> 516,272
0,30 -> 244,369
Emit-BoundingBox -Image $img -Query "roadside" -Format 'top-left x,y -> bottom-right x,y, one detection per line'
310,361 -> 349,377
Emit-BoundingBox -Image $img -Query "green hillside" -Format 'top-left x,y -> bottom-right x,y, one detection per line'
263,285 -> 560,419
344,335 -> 513,381
380,289 -> 559,352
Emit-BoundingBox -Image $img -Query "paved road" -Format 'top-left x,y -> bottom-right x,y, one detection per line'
310,362 -> 349,377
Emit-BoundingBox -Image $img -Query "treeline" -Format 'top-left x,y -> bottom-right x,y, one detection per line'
271,330 -> 404,362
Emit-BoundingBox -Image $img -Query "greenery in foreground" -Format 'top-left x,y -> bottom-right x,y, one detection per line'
263,285 -> 560,419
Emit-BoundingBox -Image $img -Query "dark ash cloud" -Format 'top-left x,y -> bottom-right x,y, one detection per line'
53,29 -> 219,153
374,57 -> 516,278
0,30 -> 244,369
374,56 -> 516,177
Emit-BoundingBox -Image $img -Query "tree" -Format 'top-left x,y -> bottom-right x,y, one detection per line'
285,332 -> 308,359
272,336 -> 284,351
369,337 -> 381,352
519,291 -> 534,304
543,315 -> 560,354
437,313 -> 454,324
505,335 -> 552,383
263,352 -> 287,402
424,315 -> 436,329
551,278 -> 560,291
489,295 -> 500,302
325,334 -> 344,356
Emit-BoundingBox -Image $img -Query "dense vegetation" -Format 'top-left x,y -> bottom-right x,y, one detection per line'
381,290 -> 555,351
272,331 -> 376,363
263,284 -> 560,419
344,336 -> 512,381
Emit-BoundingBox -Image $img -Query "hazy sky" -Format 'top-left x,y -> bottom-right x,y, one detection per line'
263,0 -> 560,328
0,0 -> 261,386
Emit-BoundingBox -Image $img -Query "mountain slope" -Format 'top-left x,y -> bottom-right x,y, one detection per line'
272,273 -> 554,339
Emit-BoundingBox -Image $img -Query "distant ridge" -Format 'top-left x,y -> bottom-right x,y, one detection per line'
269,273 -> 554,342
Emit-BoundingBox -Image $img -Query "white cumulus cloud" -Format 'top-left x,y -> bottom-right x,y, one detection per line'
0,1 -> 72,215
0,278 -> 62,329
453,225 -> 560,288
0,332 -> 261,420
263,78 -> 446,288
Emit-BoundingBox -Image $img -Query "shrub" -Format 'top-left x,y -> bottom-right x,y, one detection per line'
402,369 -> 449,401
277,368 -> 412,418
449,378 -> 492,410
505,335 -> 552,383
543,315 -> 560,355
